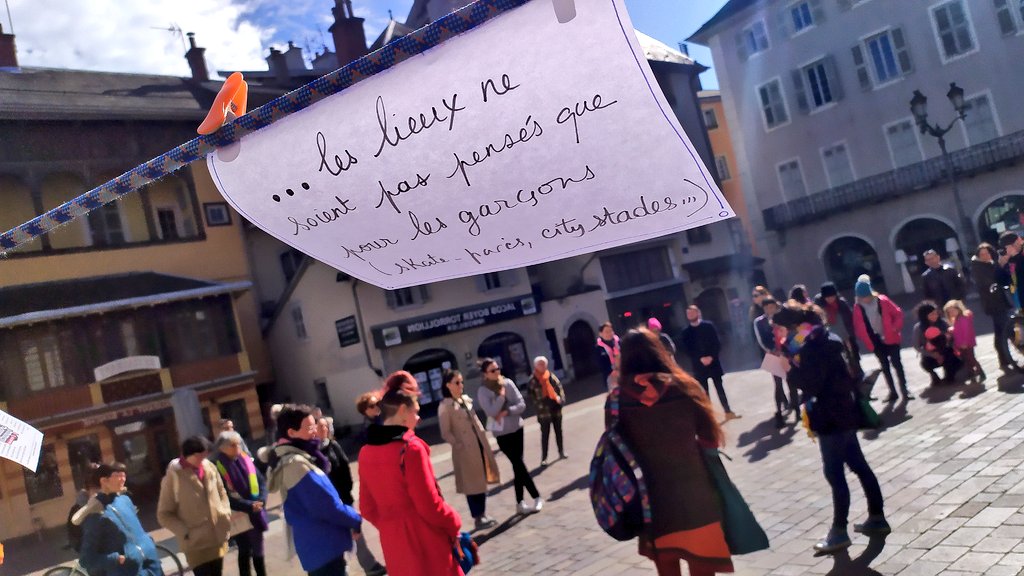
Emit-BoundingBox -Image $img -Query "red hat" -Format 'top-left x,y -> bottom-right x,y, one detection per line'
924,326 -> 942,340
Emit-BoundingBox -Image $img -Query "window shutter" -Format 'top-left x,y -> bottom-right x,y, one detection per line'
475,275 -> 488,292
775,7 -> 791,40
837,0 -> 853,12
810,0 -> 826,24
891,27 -> 913,75
385,290 -> 397,309
735,31 -> 749,62
994,0 -> 1018,35
417,285 -> 430,303
791,69 -> 810,114
850,45 -> 872,90
823,55 -> 844,102
501,270 -> 520,287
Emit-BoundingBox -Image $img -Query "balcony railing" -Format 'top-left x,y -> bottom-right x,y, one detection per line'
763,129 -> 1024,231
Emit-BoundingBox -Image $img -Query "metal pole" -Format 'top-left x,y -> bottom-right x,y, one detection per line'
938,135 -> 976,253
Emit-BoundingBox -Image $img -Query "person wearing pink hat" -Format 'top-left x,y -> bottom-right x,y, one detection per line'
647,317 -> 676,355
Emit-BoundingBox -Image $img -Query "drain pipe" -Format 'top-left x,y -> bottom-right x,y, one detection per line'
352,279 -> 384,377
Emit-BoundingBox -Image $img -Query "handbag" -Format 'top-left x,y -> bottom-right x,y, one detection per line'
229,510 -> 253,536
452,531 -> 479,573
857,395 -> 881,430
701,447 -> 769,555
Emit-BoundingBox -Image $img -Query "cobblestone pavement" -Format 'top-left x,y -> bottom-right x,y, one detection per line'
25,337 -> 1024,576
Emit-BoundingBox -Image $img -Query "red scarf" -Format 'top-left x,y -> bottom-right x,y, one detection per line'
180,457 -> 205,481
535,369 -> 558,402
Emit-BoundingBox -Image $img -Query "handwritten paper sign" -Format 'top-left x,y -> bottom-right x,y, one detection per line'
209,0 -> 732,289
0,409 -> 44,472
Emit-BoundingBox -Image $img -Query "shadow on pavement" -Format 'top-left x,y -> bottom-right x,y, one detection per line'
738,417 -> 798,463
822,534 -> 887,575
862,399 -> 913,441
917,383 -> 960,403
996,371 -> 1024,393
959,380 -> 988,399
548,474 -> 588,502
472,513 -> 529,545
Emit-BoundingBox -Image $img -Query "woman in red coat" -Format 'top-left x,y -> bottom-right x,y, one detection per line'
358,371 -> 463,576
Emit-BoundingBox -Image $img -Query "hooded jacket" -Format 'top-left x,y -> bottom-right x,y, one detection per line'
74,492 -> 162,576
359,425 -> 462,576
852,294 -> 904,351
263,442 -> 362,572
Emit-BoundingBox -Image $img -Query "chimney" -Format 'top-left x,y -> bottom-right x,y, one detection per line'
0,23 -> 17,68
329,0 -> 368,68
266,47 -> 290,85
185,32 -> 209,81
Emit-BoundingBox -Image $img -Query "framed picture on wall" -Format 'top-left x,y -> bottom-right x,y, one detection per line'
203,202 -> 232,227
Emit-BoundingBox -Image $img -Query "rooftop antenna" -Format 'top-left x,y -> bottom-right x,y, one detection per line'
4,0 -> 14,33
150,23 -> 186,52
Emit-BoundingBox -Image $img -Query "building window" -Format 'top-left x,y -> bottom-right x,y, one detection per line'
386,286 -> 430,309
715,156 -> 731,181
156,208 -> 179,240
291,304 -> 308,340
601,247 -> 673,293
24,444 -> 63,505
314,379 -> 333,415
853,28 -> 912,89
703,108 -> 719,129
790,1 -> 815,33
757,79 -> 789,130
87,202 -> 125,247
686,226 -> 713,245
821,142 -> 855,187
962,93 -> 999,145
994,0 -> 1024,35
777,159 -> 807,199
20,335 -> 65,392
280,249 -> 304,284
741,20 -> 770,56
484,272 -> 503,290
792,57 -> 841,112
885,119 -> 924,168
931,0 -> 976,61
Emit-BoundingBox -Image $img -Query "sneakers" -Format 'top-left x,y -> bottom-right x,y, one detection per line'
474,515 -> 497,530
853,515 -> 891,536
532,497 -> 544,512
366,566 -> 388,576
541,459 -> 549,467
724,411 -> 741,420
813,527 -> 852,553
559,452 -> 568,460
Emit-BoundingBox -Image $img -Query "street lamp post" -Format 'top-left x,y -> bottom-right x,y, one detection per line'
909,82 -> 976,253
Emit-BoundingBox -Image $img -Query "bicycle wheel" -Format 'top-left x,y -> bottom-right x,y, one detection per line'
1004,314 -> 1024,373
42,566 -> 87,576
155,544 -> 185,576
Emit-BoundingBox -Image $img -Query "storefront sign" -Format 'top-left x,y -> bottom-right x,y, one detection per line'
93,355 -> 162,382
335,315 -> 361,347
81,398 -> 173,427
0,409 -> 44,472
372,295 -> 539,348
208,0 -> 732,289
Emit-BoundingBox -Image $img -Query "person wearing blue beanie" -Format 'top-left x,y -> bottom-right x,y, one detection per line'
851,276 -> 912,402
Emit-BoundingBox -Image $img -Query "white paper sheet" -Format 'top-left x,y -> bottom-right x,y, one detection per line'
760,353 -> 788,380
0,409 -> 44,472
209,0 -> 733,289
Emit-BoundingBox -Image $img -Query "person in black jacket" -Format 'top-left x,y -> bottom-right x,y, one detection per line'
680,305 -> 739,420
973,242 -> 1014,370
773,302 -> 887,554
920,249 -> 966,307
316,417 -> 387,576
814,282 -> 862,377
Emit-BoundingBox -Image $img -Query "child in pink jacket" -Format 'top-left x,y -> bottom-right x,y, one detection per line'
944,300 -> 985,382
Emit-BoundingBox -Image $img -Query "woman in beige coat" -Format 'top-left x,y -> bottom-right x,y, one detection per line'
438,369 -> 501,531
157,436 -> 232,576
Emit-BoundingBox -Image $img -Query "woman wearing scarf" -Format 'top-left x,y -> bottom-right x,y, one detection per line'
359,371 -> 463,576
213,431 -> 268,576
477,358 -> 543,515
616,328 -> 732,576
439,368 -> 501,531
157,436 -> 232,576
527,356 -> 567,465
773,301 -> 888,554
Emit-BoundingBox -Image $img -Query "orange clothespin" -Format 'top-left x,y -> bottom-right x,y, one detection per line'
198,72 -> 248,135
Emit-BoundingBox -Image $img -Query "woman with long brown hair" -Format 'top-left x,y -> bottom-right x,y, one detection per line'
616,328 -> 733,576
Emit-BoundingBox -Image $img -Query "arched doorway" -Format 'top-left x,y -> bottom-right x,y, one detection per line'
403,348 -> 457,418
478,332 -> 530,383
977,194 -> 1024,246
822,236 -> 886,292
565,320 -> 599,379
694,288 -> 731,336
893,218 -> 961,294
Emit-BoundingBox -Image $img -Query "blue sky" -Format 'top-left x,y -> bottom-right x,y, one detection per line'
7,0 -> 729,86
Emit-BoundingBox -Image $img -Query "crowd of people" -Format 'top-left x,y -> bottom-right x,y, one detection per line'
64,234 -> 1024,576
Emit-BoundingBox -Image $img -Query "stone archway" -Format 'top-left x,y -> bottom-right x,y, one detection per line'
977,194 -> 1024,246
893,217 -> 960,294
565,319 -> 599,379
694,288 -> 731,336
821,235 -> 886,292
477,332 -> 530,383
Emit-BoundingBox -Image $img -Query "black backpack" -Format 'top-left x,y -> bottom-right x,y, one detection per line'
588,387 -> 650,541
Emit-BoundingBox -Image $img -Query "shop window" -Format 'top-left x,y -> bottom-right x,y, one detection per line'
24,444 -> 63,505
67,435 -> 102,490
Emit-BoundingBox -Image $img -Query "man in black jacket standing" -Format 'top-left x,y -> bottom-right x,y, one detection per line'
681,305 -> 739,420
814,282 -> 862,377
973,242 -> 1013,370
920,249 -> 966,307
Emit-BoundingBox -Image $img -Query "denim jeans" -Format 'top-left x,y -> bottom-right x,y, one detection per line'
818,430 -> 884,529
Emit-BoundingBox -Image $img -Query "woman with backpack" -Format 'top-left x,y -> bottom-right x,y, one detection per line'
773,301 -> 888,553
615,328 -> 732,576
